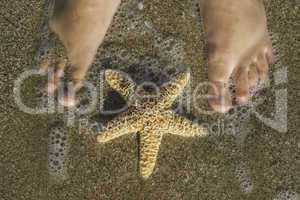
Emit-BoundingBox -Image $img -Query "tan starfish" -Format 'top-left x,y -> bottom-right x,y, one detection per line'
97,69 -> 208,179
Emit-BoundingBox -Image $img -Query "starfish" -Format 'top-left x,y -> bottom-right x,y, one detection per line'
97,69 -> 208,179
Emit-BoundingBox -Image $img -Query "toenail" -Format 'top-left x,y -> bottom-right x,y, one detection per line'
56,70 -> 64,78
237,96 -> 249,105
47,83 -> 56,94
59,96 -> 76,107
219,106 -> 231,113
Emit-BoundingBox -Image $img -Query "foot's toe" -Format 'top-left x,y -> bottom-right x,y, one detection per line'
265,42 -> 276,65
46,69 -> 64,95
255,50 -> 270,81
45,59 -> 67,95
58,94 -> 77,107
235,42 -> 274,102
248,65 -> 259,89
47,82 -> 57,95
208,82 -> 232,113
209,98 -> 232,113
58,82 -> 78,108
39,58 -> 51,74
235,67 -> 250,105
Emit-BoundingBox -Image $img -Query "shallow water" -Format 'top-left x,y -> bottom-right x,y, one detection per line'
0,0 -> 299,199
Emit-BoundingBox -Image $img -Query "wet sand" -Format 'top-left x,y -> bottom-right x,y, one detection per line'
0,0 -> 299,199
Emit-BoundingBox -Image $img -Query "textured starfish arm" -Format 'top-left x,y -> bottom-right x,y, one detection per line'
139,129 -> 163,179
105,69 -> 135,100
161,113 -> 208,138
160,72 -> 190,109
97,115 -> 140,143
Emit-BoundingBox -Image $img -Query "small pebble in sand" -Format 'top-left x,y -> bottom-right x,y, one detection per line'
273,190 -> 298,200
138,1 -> 144,10
144,21 -> 153,30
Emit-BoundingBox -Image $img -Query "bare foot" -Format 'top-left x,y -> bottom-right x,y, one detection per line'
200,0 -> 275,113
40,0 -> 120,107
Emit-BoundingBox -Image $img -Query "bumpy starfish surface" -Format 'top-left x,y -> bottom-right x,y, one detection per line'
97,69 -> 208,179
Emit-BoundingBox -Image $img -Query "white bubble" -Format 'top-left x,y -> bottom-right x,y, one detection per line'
48,126 -> 69,179
235,162 -> 253,194
138,2 -> 144,10
273,190 -> 299,200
